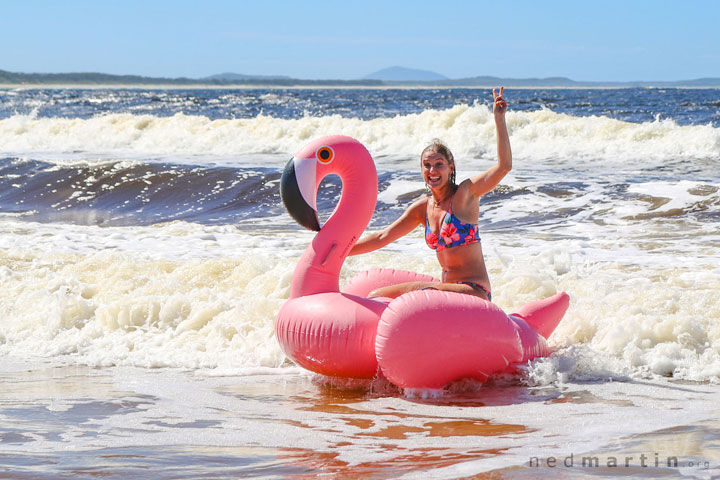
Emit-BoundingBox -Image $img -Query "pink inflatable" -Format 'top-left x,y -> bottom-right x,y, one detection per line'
276,135 -> 569,389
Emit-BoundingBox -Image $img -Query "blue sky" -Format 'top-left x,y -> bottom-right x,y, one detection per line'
3,0 -> 719,81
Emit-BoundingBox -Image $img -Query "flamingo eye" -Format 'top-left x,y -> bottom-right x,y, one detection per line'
316,146 -> 335,164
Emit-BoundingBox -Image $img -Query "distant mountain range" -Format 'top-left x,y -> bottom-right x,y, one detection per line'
361,67 -> 720,87
1,67 -> 719,87
203,72 -> 292,82
364,66 -> 448,82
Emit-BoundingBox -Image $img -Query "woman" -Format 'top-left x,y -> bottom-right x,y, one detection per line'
349,87 -> 511,301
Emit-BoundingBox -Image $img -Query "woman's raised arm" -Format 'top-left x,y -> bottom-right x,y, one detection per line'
464,87 -> 512,198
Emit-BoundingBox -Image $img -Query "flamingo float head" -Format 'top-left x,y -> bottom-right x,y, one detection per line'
275,136 -> 386,377
280,135 -> 378,297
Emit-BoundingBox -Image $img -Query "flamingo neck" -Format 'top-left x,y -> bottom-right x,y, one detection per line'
290,158 -> 377,298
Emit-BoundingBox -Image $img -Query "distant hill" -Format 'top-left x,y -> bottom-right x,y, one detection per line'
444,75 -> 583,87
668,77 -> 720,87
203,72 -> 292,82
443,75 -> 720,87
364,66 -> 448,82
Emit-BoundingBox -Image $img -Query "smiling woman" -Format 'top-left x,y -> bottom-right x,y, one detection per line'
349,88 -> 511,301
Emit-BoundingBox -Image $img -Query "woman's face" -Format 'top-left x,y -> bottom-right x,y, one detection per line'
422,151 -> 453,190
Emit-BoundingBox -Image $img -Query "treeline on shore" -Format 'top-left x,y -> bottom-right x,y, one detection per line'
0,69 -> 383,87
2,68 -> 719,88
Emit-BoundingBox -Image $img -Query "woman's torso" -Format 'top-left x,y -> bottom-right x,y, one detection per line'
424,192 -> 491,289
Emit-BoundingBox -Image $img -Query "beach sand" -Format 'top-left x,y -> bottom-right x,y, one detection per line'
2,356 -> 719,479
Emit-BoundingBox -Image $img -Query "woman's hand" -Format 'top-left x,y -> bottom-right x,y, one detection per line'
493,86 -> 508,119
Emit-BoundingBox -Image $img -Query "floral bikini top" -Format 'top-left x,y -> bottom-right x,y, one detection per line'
424,198 -> 481,251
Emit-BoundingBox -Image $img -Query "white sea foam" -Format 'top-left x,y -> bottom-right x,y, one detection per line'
1,106 -> 718,169
1,216 -> 718,383
0,219 -> 310,370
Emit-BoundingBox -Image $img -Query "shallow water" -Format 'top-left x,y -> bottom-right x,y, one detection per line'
1,358 -> 719,479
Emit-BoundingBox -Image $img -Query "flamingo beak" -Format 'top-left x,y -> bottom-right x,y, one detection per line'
280,156 -> 321,231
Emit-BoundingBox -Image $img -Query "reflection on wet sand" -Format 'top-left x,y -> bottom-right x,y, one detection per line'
254,378 -> 540,477
277,446 -> 508,479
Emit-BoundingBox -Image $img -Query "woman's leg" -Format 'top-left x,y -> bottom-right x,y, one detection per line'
370,281 -> 490,301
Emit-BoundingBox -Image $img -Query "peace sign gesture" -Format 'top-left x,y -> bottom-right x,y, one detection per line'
493,86 -> 508,118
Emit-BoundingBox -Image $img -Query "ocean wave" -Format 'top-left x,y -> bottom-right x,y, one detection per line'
1,106 -> 718,166
0,157 -> 288,226
3,155 -> 718,229
0,156 -> 420,226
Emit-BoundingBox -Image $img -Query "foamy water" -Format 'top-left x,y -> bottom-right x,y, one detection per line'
1,104 -> 718,165
1,214 -> 718,384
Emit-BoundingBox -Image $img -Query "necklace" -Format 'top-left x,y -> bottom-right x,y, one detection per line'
429,184 -> 457,209
431,189 -> 453,208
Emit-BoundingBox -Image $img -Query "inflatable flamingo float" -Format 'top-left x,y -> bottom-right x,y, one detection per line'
276,135 -> 569,390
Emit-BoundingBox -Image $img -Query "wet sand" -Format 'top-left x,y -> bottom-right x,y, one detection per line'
1,357 -> 719,479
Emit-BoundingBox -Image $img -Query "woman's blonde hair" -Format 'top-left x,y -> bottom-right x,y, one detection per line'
421,139 -> 456,187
